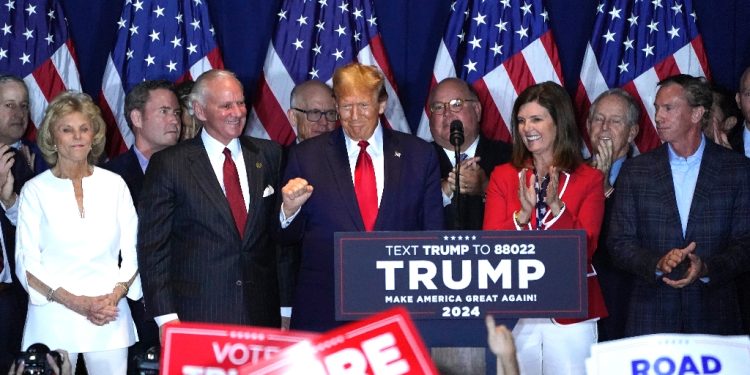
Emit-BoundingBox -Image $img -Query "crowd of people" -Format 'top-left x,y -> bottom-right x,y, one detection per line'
0,63 -> 749,375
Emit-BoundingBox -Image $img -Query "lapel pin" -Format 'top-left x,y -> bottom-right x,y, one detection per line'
256,162 -> 263,169
394,151 -> 401,158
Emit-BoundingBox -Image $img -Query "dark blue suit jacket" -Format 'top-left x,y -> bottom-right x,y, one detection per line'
102,147 -> 144,204
282,127 -> 444,332
608,140 -> 750,335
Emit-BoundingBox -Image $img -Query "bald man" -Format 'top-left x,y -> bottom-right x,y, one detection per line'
287,80 -> 339,142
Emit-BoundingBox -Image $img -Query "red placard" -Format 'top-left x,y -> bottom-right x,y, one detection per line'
160,322 -> 319,375
239,307 -> 438,375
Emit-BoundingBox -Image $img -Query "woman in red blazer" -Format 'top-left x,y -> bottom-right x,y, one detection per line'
483,82 -> 606,375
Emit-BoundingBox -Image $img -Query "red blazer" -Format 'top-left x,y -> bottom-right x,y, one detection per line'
483,162 -> 607,324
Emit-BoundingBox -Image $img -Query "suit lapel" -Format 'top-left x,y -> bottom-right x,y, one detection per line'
377,129 -> 402,230
186,137 -> 239,238
685,141 -> 718,240
326,129 -> 364,230
240,137 -> 264,244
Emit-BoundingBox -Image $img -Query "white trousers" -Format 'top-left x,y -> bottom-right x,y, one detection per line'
512,318 -> 597,375
68,347 -> 128,375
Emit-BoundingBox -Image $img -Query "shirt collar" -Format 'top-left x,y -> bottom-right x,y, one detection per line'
667,134 -> 706,164
201,130 -> 241,157
344,123 -> 383,157
132,145 -> 150,173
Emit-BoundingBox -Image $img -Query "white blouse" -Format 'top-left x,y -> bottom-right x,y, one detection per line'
15,167 -> 142,353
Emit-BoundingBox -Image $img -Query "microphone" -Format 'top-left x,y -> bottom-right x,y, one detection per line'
449,120 -> 465,147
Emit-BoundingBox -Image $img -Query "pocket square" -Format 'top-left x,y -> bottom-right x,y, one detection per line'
263,185 -> 275,197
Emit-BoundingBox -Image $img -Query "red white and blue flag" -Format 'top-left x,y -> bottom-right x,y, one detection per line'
100,0 -> 224,158
417,0 -> 564,143
575,0 -> 710,154
248,0 -> 408,146
0,0 -> 81,140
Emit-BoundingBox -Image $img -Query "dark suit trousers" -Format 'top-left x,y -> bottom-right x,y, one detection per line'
0,283 -> 27,373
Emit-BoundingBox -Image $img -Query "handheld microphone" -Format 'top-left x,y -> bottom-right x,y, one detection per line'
449,120 -> 465,147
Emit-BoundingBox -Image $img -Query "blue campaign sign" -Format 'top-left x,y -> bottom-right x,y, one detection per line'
334,230 -> 587,321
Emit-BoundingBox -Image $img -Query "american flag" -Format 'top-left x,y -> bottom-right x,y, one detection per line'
575,0 -> 710,155
99,0 -> 223,158
0,0 -> 81,139
417,0 -> 564,142
248,0 -> 408,145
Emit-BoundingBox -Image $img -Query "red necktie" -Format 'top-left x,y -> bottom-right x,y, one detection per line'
223,148 -> 247,238
355,140 -> 378,231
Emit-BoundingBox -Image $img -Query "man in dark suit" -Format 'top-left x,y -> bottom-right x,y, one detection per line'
427,78 -> 511,230
103,80 -> 180,370
137,70 -> 282,339
608,74 -> 750,336
586,88 -> 640,341
281,63 -> 443,332
103,80 -> 180,202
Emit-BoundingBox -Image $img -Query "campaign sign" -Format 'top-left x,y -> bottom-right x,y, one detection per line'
334,230 -> 587,321
585,334 -> 750,375
239,307 -> 438,375
160,322 -> 318,375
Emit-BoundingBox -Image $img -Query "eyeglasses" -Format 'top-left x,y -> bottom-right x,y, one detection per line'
429,98 -> 478,115
292,108 -> 338,122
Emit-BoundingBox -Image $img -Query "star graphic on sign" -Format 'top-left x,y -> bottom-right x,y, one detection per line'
468,35 -> 482,49
191,19 -> 201,30
23,27 -> 33,40
334,25 -> 346,37
166,60 -> 177,72
627,13 -> 638,26
0,48 -> 6,60
353,8 -> 363,19
332,48 -> 343,60
495,20 -> 507,32
117,17 -> 126,29
4,0 -> 14,11
309,68 -> 319,79
171,36 -> 182,48
668,25 -> 680,39
133,0 -> 144,11
490,42 -> 503,56
623,37 -> 634,50
338,1 -> 349,13
457,236 -> 463,240
187,43 -> 198,55
473,12 -> 486,26
444,235 -> 449,241
608,6 -> 621,20
153,5 -> 165,17
316,20 -> 325,31
516,25 -> 529,39
367,15 -> 377,26
2,23 -> 11,35
602,30 -> 615,43
450,235 -> 456,240
647,20 -> 658,33
149,29 -> 160,42
471,235 -> 477,240
312,44 -> 322,55
293,38 -> 303,50
144,54 -> 155,66
618,60 -> 629,73
464,59 -> 477,73
642,43 -> 654,57
126,49 -> 134,59
19,52 -> 31,65
129,25 -> 139,35
297,15 -> 307,26
45,33 -> 54,45
25,3 -> 35,15
520,2 -> 532,16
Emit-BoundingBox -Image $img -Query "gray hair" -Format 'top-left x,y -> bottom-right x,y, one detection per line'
588,88 -> 640,127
